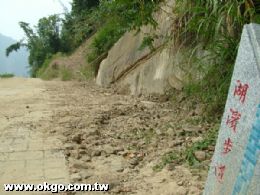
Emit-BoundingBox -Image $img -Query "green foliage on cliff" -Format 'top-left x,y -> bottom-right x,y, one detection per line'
85,0 -> 160,64
172,0 -> 260,167
175,0 -> 259,119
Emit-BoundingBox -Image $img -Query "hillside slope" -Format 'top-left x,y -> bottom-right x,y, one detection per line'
42,0 -> 206,96
38,35 -> 95,81
96,0 -> 209,96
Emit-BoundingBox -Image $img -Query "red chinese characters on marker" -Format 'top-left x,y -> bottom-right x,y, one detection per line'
215,164 -> 226,183
233,80 -> 249,104
226,109 -> 241,133
222,138 -> 233,155
215,81 -> 249,183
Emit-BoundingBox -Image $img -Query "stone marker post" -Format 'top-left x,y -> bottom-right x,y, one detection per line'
204,23 -> 260,195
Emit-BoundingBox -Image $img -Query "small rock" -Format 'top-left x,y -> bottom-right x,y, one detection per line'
70,149 -> 80,159
71,173 -> 82,182
177,180 -> 184,186
114,147 -> 124,154
167,127 -> 174,135
103,145 -> 114,155
91,150 -> 101,157
121,151 -> 129,157
141,101 -> 156,109
155,129 -> 164,136
71,160 -> 90,169
92,141 -> 101,146
127,152 -> 136,159
172,140 -> 183,147
80,172 -> 92,179
64,150 -> 70,157
50,130 -> 56,134
79,145 -> 87,150
158,95 -> 169,102
159,178 -> 167,183
175,187 -> 188,195
70,168 -> 78,174
129,158 -> 139,168
72,133 -> 82,144
109,181 -> 121,190
191,136 -> 204,143
81,156 -> 91,162
86,129 -> 100,136
64,143 -> 75,150
136,152 -> 145,159
78,149 -> 87,155
117,168 -> 124,173
165,163 -> 175,171
194,151 -> 206,162
195,104 -> 204,115
208,145 -> 215,151
182,125 -> 201,133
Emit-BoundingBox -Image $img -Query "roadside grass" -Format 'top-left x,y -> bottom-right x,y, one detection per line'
153,151 -> 180,172
153,121 -> 219,171
131,128 -> 156,145
77,65 -> 95,81
183,123 -> 219,166
37,66 -> 59,80
174,0 -> 258,121
37,53 -> 64,80
0,73 -> 14,78
60,67 -> 73,81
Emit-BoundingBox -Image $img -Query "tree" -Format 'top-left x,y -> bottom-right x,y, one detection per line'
6,15 -> 62,77
71,0 -> 99,15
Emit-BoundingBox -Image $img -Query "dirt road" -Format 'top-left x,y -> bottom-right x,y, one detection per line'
0,78 -> 68,195
0,78 -> 209,195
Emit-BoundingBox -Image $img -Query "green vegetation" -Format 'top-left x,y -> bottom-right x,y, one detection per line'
175,0 -> 259,120
36,53 -> 64,80
183,124 -> 219,166
153,1 -> 259,170
0,73 -> 14,78
60,67 -> 73,81
86,0 -> 161,71
5,0 -> 160,78
139,35 -> 156,51
6,16 -> 63,77
78,65 -> 95,81
61,0 -> 99,51
153,151 -> 179,171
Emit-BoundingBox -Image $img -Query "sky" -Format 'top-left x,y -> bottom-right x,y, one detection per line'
0,0 -> 72,40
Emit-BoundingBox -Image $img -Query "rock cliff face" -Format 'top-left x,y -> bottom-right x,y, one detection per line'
96,0 -> 187,95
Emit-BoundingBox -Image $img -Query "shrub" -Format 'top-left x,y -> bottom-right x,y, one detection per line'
36,53 -> 64,80
0,73 -> 14,78
60,67 -> 73,81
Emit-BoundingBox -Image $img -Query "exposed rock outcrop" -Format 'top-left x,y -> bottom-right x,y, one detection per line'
96,0 -> 187,95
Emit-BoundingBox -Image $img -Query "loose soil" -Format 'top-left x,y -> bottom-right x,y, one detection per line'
0,78 -> 214,195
